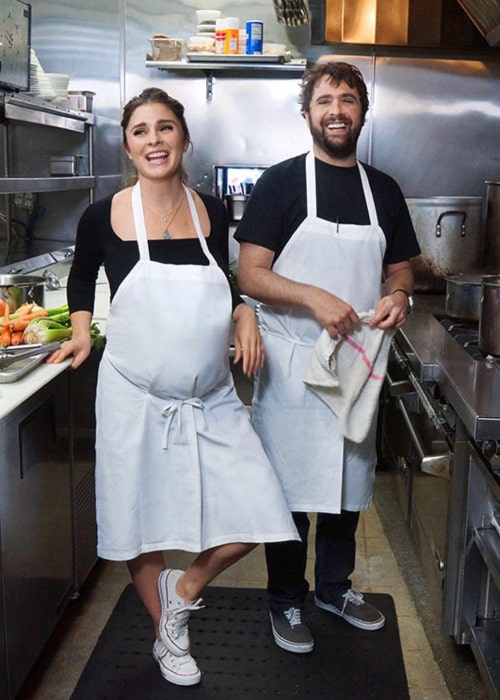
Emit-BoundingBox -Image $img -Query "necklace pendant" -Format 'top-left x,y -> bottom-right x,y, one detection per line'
162,229 -> 171,239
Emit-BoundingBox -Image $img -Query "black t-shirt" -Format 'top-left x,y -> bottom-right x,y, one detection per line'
234,154 -> 420,264
68,191 -> 242,313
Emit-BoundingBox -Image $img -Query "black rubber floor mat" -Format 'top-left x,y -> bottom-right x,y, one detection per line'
71,585 -> 409,699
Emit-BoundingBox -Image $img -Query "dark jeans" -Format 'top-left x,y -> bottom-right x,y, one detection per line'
265,510 -> 360,612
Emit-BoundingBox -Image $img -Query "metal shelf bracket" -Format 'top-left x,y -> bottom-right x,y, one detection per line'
204,70 -> 214,101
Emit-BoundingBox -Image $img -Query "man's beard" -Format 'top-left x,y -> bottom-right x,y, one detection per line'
310,121 -> 361,161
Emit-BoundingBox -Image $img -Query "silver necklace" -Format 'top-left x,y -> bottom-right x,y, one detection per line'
144,192 -> 185,239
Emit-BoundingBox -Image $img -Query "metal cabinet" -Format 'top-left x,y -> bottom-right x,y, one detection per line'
67,351 -> 101,593
0,371 -> 73,700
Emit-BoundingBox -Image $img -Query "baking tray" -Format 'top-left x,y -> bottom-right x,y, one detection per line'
185,53 -> 285,64
0,352 -> 50,383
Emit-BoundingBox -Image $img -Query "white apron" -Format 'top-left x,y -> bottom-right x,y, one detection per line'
95,183 -> 298,560
252,152 -> 386,513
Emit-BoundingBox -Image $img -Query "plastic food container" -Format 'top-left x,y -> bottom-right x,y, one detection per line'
187,36 -> 215,52
50,155 -> 82,176
67,90 -> 95,112
195,10 -> 221,23
150,37 -> 184,61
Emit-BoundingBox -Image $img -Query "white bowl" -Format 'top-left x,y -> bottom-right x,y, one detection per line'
196,10 -> 221,23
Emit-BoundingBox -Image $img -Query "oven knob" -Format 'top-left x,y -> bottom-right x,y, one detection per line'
482,440 -> 497,460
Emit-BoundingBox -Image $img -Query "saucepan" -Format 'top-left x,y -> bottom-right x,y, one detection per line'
444,273 -> 483,321
0,274 -> 45,312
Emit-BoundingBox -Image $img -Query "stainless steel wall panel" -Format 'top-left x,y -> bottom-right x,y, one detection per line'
369,57 -> 500,197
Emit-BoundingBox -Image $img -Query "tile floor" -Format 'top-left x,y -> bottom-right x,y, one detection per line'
17,477 -> 486,700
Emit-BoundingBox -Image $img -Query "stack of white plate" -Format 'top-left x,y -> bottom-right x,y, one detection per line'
28,50 -> 57,101
195,9 -> 220,37
45,73 -> 70,104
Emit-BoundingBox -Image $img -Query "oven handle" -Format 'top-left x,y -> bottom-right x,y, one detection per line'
396,397 -> 452,479
392,342 -> 449,432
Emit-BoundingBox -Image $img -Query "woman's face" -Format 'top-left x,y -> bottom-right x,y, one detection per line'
124,101 -> 189,181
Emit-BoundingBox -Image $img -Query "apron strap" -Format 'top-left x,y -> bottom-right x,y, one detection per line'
131,182 -> 150,260
161,397 -> 205,449
184,187 -> 218,266
305,151 -> 317,218
357,163 -> 379,228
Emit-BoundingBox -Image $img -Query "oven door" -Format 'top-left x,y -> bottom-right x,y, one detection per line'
381,348 -> 453,618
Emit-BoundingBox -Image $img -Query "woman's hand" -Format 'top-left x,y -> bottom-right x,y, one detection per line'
232,302 -> 265,377
46,310 -> 93,369
46,334 -> 92,369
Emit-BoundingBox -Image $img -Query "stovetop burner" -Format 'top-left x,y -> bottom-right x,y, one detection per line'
435,315 -> 486,361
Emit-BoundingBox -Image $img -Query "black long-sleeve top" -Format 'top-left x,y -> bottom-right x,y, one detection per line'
67,191 -> 242,314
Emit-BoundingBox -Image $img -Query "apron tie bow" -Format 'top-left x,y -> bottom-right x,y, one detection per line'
161,398 -> 205,449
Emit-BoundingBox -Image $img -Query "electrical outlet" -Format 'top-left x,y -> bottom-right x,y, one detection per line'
13,192 -> 36,212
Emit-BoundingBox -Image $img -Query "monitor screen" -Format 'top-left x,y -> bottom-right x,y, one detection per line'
213,164 -> 267,199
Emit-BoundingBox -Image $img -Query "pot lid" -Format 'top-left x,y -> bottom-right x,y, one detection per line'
444,272 -> 484,285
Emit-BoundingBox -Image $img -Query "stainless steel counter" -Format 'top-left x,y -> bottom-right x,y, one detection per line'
396,306 -> 500,440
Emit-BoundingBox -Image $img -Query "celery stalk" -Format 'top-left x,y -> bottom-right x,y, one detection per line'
23,318 -> 73,345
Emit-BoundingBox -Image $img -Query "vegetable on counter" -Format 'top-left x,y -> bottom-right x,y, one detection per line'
0,302 -> 105,350
23,318 -> 73,345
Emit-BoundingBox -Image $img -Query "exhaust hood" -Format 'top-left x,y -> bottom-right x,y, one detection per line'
455,0 -> 500,46
323,0 -> 498,47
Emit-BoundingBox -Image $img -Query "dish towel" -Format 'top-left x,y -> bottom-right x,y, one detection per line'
303,311 -> 394,443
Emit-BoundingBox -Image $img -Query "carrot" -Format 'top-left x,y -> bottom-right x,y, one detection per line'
10,331 -> 24,345
0,299 -> 9,320
16,302 -> 34,316
9,309 -> 48,332
0,326 -> 11,348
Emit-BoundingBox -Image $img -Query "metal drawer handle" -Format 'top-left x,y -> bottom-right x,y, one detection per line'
396,397 -> 452,479
385,367 -> 413,396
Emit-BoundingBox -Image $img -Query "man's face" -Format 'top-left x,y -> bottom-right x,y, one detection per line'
304,76 -> 364,164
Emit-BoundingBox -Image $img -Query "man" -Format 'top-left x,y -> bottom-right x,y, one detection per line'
235,60 -> 420,654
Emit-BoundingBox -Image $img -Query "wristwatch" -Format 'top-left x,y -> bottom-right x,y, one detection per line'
392,289 -> 414,314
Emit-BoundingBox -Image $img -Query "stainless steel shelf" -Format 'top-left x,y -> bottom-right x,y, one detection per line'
1,93 -> 94,133
146,58 -> 307,72
0,176 -> 95,194
146,58 -> 307,101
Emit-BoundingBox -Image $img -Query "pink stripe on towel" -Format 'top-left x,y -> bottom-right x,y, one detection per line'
343,335 -> 385,381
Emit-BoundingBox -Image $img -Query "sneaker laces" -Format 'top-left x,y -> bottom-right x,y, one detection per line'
166,598 -> 204,640
284,607 -> 303,628
155,642 -> 198,672
341,589 -> 364,611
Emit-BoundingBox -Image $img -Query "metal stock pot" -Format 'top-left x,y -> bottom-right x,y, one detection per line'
406,197 -> 484,292
0,274 -> 45,312
479,275 -> 500,356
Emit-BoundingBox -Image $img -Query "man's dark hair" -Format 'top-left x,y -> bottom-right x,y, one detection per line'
300,61 -> 369,123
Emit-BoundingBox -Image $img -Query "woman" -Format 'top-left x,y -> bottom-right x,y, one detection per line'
49,87 -> 298,686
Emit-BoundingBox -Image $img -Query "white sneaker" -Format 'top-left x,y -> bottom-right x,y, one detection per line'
152,639 -> 201,686
158,569 -> 204,656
